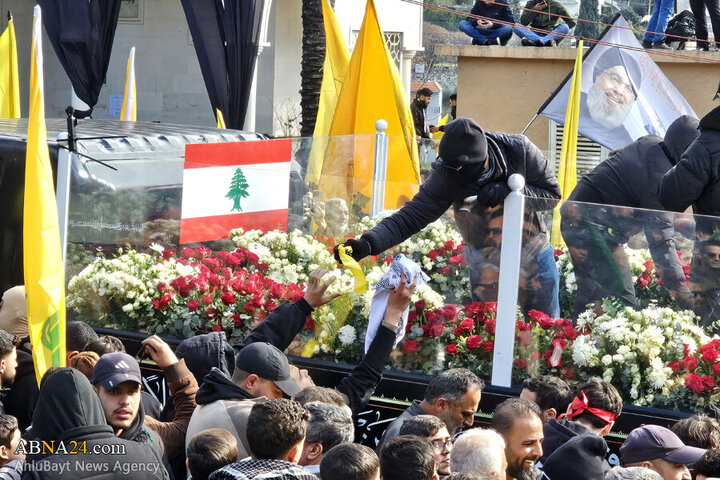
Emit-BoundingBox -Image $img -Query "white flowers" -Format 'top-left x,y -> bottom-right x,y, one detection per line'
338,325 -> 357,345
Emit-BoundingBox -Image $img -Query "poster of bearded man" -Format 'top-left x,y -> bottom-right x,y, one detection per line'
538,14 -> 696,151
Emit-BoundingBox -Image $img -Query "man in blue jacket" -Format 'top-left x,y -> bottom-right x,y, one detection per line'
459,0 -> 515,45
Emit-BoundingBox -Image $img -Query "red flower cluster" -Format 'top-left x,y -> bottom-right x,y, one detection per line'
427,241 -> 466,268
149,246 -> 304,335
637,260 -> 654,288
671,339 -> 720,395
525,310 -> 583,370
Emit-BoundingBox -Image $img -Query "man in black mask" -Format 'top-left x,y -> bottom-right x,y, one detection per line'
334,117 -> 561,317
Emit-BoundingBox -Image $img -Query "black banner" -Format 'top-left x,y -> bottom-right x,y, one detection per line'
37,0 -> 122,117
181,0 -> 265,130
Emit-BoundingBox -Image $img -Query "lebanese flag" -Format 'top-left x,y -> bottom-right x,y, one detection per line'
180,139 -> 292,244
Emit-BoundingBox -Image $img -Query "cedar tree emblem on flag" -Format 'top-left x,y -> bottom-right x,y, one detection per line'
226,167 -> 249,212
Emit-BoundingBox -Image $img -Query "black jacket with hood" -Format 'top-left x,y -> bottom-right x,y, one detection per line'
661,107 -> 720,236
233,298 -> 396,416
565,115 -> 700,292
360,130 -> 561,258
22,368 -> 168,480
540,418 -> 592,463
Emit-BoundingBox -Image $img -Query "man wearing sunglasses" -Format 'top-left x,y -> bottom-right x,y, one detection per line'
334,117 -> 561,318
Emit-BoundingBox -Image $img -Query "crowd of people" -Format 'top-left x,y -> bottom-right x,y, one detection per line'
457,0 -> 718,50
0,272 -> 719,480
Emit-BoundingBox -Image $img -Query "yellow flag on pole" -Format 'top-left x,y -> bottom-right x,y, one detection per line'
320,0 -> 419,210
120,47 -> 136,121
432,113 -> 449,143
307,0 -> 351,186
216,109 -> 226,129
0,13 -> 20,118
551,40 -> 583,248
24,5 -> 66,386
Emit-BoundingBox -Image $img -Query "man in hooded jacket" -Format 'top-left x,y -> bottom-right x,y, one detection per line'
661,89 -> 720,329
21,368 -> 168,479
334,117 -> 562,317
561,115 -> 700,315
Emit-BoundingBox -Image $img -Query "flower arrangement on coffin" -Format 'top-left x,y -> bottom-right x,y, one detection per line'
441,301 -> 498,379
68,245 -> 305,341
629,248 -> 691,309
571,302 -> 707,407
351,215 -> 470,305
667,339 -> 720,409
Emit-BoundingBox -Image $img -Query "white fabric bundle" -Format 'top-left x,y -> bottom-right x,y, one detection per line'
364,254 -> 430,353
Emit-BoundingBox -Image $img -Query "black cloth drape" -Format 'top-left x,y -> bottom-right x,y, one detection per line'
181,0 -> 265,130
37,0 -> 122,118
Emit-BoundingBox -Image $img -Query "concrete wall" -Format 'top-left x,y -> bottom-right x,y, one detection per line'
4,0 -> 215,125
437,45 -> 720,153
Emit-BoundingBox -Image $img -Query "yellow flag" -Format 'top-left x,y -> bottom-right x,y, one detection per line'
24,5 -> 66,386
216,109 -> 226,129
120,47 -> 136,121
337,244 -> 367,294
307,0 -> 351,186
432,113 -> 449,143
320,0 -> 419,210
0,14 -> 20,118
551,40 -> 583,248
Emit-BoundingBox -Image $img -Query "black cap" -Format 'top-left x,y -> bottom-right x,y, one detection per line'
90,352 -> 142,390
438,117 -> 488,168
620,425 -> 706,465
235,342 -> 301,397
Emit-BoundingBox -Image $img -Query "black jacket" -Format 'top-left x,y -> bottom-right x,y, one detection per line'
660,106 -> 720,236
361,131 -> 561,256
22,368 -> 168,480
411,98 -> 430,139
566,115 -> 699,291
540,418 -> 592,463
4,339 -> 39,431
196,368 -> 254,405
466,0 -> 515,27
235,298 -> 396,416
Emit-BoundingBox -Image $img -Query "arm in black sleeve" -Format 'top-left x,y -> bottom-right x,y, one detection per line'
520,136 -> 562,211
234,298 -> 314,353
520,0 -> 537,25
644,213 -> 689,294
659,143 -> 711,213
361,174 -> 455,255
336,325 -> 395,416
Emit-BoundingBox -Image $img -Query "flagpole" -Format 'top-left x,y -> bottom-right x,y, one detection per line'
521,114 -> 538,135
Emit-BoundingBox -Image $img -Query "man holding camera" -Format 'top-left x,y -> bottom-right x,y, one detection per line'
514,0 -> 575,46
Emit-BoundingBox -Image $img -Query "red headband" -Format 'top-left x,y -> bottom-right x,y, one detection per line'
562,392 -> 617,424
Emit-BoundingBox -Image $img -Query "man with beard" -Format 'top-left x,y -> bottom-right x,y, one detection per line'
0,331 -> 18,415
411,88 -> 433,141
580,48 -> 642,150
378,368 -> 483,448
492,398 -> 544,480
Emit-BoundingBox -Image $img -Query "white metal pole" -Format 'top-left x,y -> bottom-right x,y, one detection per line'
55,133 -> 72,263
490,173 -> 526,387
371,119 -> 389,216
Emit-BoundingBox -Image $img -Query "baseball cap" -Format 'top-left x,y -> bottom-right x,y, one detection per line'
90,352 -> 142,390
235,342 -> 301,397
438,118 -> 488,168
620,425 -> 706,465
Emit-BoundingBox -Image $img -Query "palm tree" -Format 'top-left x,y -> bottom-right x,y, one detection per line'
300,0 -> 326,136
